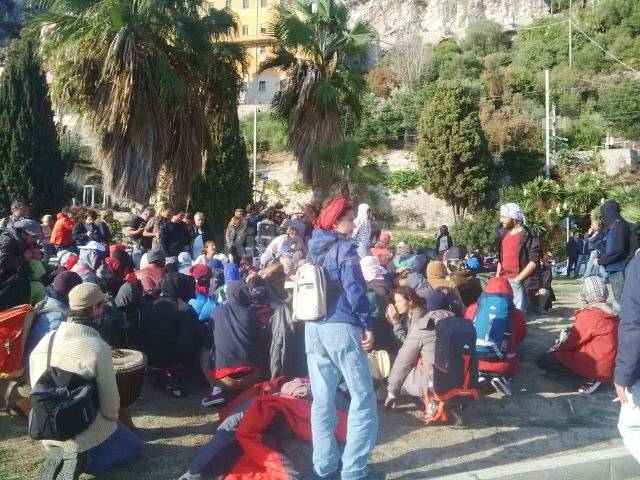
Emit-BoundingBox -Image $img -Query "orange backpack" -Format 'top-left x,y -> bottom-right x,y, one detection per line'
0,304 -> 36,379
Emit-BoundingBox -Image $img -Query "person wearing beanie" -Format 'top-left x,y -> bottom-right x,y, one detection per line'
29,282 -> 142,475
72,241 -> 107,285
136,248 -> 166,295
496,202 -> 541,314
597,199 -> 630,307
24,271 -> 83,362
427,260 -> 451,290
464,277 -> 527,396
306,197 -> 379,480
536,276 -> 618,394
370,231 -> 393,268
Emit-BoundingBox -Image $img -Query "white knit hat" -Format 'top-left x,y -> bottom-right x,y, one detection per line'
580,276 -> 609,305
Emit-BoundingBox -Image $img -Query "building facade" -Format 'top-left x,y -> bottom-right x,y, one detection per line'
205,0 -> 285,105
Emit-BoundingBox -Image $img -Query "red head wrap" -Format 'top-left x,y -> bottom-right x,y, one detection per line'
314,197 -> 353,231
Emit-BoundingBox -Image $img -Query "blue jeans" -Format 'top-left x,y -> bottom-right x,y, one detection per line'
583,250 -> 608,279
132,249 -> 145,270
575,254 -> 589,277
85,422 -> 143,475
508,279 -> 527,314
305,322 -> 378,480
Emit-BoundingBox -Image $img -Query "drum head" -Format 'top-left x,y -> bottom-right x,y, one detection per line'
113,349 -> 146,372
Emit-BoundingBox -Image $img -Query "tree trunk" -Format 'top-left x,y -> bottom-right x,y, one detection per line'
151,163 -> 188,210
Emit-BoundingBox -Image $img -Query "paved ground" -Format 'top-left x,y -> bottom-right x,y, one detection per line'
0,279 -> 630,479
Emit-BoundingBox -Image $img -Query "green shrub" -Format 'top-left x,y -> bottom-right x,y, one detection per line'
240,112 -> 288,152
108,219 -> 124,244
289,180 -> 310,194
389,234 -> 435,250
384,169 -> 421,193
450,210 -> 499,253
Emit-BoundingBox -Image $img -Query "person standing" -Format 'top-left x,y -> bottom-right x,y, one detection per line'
436,225 -> 453,261
97,210 -> 114,248
124,207 -> 155,269
583,217 -> 607,279
575,234 -> 590,277
306,197 -> 379,480
596,200 -> 630,307
191,212 -> 208,259
352,203 -> 372,258
160,211 -> 191,261
29,283 -> 143,476
614,249 -> 640,461
496,203 -> 541,313
51,209 -> 76,253
72,210 -> 102,248
565,232 -> 580,279
145,204 -> 172,252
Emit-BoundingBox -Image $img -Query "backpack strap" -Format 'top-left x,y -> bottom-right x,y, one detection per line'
46,329 -> 59,369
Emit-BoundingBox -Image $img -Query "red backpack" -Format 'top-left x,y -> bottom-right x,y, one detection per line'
0,304 -> 36,379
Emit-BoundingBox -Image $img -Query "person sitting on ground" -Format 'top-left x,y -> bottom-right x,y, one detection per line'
104,245 -> 135,296
385,285 -> 428,345
100,278 -> 146,349
144,272 -> 199,397
29,283 -> 143,476
72,241 -> 107,286
135,248 -> 166,296
385,309 -> 454,412
50,209 -> 76,253
0,200 -> 28,228
426,260 -> 451,290
260,225 -> 303,267
72,210 -> 102,247
194,240 -> 225,270
447,246 -> 483,308
208,281 -> 263,405
189,264 -> 217,322
370,231 -> 393,269
24,271 -> 83,362
390,241 -> 414,272
361,256 -> 395,353
465,276 -> 527,396
239,255 -> 259,280
535,276 -> 619,393
535,276 -> 618,394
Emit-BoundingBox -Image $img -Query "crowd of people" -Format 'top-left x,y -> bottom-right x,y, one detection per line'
0,194 -> 639,479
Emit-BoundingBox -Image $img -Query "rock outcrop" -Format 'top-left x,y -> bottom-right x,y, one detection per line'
347,0 -> 550,44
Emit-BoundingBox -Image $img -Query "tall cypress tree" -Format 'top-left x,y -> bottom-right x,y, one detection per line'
191,110 -> 252,243
0,37 -> 66,217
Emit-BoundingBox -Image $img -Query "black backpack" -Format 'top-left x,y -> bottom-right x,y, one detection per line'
29,330 -> 99,441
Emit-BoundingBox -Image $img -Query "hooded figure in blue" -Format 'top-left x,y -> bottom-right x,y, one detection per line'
305,197 -> 378,480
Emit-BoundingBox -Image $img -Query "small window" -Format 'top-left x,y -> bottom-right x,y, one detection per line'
258,80 -> 266,92
242,0 -> 249,8
260,23 -> 267,34
225,0 -> 232,8
259,45 -> 266,55
242,25 -> 249,36
260,0 -> 267,7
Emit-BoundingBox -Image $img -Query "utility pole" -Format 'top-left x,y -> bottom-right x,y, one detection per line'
568,0 -> 573,68
545,69 -> 551,178
253,105 -> 258,202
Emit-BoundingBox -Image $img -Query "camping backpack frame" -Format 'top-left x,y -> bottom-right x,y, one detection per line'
473,293 -> 513,360
425,316 -> 479,425
29,330 -> 99,441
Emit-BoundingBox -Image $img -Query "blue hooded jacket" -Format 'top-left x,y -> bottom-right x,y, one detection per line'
307,228 -> 372,331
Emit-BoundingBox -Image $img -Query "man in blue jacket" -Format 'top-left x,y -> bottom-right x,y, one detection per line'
615,249 -> 640,462
596,200 -> 630,307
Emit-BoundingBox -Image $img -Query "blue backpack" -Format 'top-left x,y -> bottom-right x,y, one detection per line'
473,293 -> 513,359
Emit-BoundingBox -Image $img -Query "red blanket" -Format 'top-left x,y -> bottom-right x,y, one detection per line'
225,395 -> 347,480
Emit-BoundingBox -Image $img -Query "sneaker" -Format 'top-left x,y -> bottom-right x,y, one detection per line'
491,377 -> 512,396
578,381 -> 602,394
201,386 -> 226,407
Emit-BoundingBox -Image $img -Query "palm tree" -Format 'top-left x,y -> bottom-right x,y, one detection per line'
31,0 -> 244,205
261,0 -> 374,191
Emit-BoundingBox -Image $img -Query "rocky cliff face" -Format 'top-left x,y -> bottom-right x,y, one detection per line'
347,0 -> 550,44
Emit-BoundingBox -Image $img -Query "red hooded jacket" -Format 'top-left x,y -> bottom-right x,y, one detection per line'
50,213 -> 75,247
464,277 -> 527,375
554,305 -> 618,382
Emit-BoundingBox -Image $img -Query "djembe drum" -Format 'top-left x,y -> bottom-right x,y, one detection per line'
112,349 -> 146,409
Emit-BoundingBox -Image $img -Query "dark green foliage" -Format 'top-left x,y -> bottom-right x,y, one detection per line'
0,36 -> 66,217
384,169 -> 421,193
597,77 -> 640,140
191,112 -> 252,239
498,149 -> 545,185
561,113 -> 607,150
240,112 -> 287,152
460,20 -> 511,57
450,210 -> 500,253
416,80 -> 494,220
